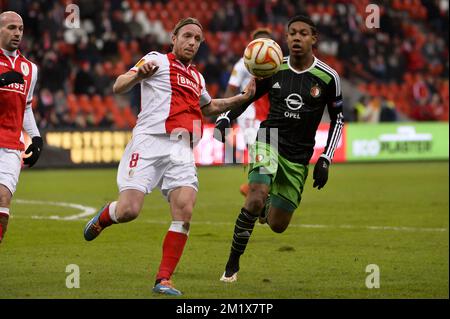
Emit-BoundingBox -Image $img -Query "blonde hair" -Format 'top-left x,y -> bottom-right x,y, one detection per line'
251,28 -> 272,40
172,17 -> 203,36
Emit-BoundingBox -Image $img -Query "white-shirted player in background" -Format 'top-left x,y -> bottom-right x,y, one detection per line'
0,11 -> 42,245
83,17 -> 255,296
222,28 -> 272,197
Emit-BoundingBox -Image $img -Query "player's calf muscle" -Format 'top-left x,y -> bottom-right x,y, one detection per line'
0,185 -> 11,207
267,208 -> 292,233
268,220 -> 289,233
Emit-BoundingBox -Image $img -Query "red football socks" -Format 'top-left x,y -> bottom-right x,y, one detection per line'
0,212 -> 9,243
98,204 -> 115,227
156,231 -> 188,281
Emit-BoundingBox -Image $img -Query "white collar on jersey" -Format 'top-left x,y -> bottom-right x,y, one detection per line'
287,55 -> 317,74
1,48 -> 18,58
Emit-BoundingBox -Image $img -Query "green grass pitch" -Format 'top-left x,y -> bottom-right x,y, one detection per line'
0,162 -> 448,299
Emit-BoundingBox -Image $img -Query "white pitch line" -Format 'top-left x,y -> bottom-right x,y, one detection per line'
14,199 -> 96,220
140,220 -> 448,233
13,199 -> 448,233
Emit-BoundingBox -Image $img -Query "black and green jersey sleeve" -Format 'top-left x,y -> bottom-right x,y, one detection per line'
257,56 -> 344,165
320,60 -> 344,164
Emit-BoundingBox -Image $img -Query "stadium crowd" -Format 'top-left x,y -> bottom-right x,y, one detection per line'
1,0 -> 448,129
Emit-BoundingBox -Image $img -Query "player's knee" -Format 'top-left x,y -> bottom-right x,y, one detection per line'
246,197 -> 265,215
117,202 -> 141,222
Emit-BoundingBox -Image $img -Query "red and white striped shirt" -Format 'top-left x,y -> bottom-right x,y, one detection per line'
130,52 -> 211,136
0,49 -> 39,151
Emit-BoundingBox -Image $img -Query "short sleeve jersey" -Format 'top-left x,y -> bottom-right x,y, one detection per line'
130,52 -> 212,135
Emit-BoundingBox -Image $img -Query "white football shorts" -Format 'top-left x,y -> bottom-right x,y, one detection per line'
117,133 -> 198,200
0,148 -> 22,195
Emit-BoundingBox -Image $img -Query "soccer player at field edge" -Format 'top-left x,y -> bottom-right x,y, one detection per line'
0,11 -> 43,245
220,28 -> 272,197
216,15 -> 344,282
83,17 -> 255,296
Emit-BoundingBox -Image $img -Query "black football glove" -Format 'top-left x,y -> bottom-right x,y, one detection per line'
23,136 -> 43,168
313,157 -> 330,190
0,71 -> 24,87
213,112 -> 231,143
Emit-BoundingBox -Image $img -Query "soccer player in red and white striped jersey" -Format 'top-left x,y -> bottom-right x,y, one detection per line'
0,11 -> 43,245
83,17 -> 255,296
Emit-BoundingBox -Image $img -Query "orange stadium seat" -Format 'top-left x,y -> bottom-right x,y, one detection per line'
210,1 -> 219,12
67,94 -> 79,119
104,96 -> 118,113
147,9 -> 157,21
165,1 -> 176,12
118,41 -> 132,66
175,1 -> 186,11
104,96 -> 126,128
122,106 -> 137,128
231,40 -> 245,56
91,95 -> 106,124
357,83 -> 367,93
207,83 -> 219,98
111,61 -> 126,77
206,36 -> 219,54
379,84 -> 389,98
128,0 -> 140,13
78,94 -> 93,114
113,111 -> 127,129
366,83 -> 379,97
129,40 -> 140,55
187,1 -> 197,13
141,1 -> 152,12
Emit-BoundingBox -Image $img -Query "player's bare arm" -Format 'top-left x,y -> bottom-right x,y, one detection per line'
224,84 -> 240,98
113,61 -> 159,94
202,78 -> 256,116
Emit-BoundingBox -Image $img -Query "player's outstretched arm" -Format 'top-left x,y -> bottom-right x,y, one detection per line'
201,78 -> 256,116
113,61 -> 159,94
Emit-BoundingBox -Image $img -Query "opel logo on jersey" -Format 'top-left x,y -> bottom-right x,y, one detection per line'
285,93 -> 304,110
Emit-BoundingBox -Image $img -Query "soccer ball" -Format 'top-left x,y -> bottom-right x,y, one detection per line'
243,38 -> 283,78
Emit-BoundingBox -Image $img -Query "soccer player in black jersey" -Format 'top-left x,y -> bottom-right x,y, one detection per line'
216,15 -> 345,282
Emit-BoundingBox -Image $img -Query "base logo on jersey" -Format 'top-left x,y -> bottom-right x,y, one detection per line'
0,79 -> 27,95
310,85 -> 321,98
285,93 -> 304,110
